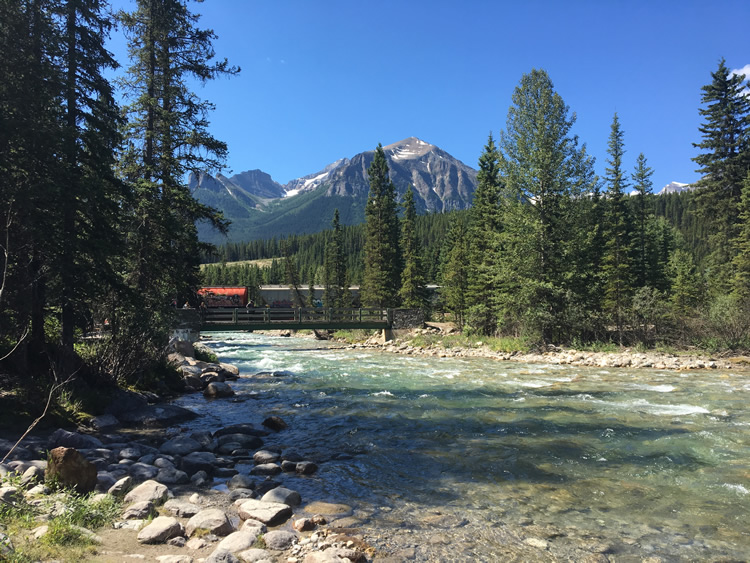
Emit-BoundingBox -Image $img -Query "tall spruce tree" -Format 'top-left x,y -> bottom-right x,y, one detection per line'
361,144 -> 401,308
732,172 -> 750,301
399,186 -> 428,309
439,216 -> 469,329
466,134 -> 502,335
601,113 -> 633,344
323,209 -> 348,308
631,152 -> 654,289
498,69 -> 598,343
117,0 -> 236,375
0,0 -> 65,369
57,0 -> 125,351
692,59 -> 750,291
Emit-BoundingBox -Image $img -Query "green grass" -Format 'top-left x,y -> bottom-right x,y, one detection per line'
406,332 -> 532,353
332,329 -> 376,343
0,481 -> 121,561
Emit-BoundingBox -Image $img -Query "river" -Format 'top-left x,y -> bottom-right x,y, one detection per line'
172,332 -> 750,561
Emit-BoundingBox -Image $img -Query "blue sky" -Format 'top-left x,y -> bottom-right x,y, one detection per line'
107,0 -> 750,191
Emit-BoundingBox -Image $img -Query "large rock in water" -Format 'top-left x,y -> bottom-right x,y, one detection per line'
45,447 -> 97,494
203,382 -> 234,398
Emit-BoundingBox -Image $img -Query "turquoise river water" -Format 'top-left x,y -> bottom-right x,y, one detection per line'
173,332 -> 750,561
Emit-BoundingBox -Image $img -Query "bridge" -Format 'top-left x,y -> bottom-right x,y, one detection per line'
199,307 -> 393,331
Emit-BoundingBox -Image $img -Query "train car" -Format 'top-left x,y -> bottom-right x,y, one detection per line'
198,286 -> 249,308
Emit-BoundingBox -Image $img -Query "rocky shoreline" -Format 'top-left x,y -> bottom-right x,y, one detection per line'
339,327 -> 750,372
0,344 -> 377,563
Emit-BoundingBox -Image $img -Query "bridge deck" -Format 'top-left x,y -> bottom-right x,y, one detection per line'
199,307 -> 392,331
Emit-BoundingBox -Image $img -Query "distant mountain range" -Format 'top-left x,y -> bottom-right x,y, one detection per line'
191,136 -> 694,244
191,137 -> 477,243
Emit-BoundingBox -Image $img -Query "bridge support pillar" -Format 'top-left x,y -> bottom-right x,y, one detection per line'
381,328 -> 394,343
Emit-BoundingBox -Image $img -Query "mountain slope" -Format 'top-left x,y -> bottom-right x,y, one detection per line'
193,137 -> 478,243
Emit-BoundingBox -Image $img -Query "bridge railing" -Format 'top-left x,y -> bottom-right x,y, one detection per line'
200,307 -> 390,326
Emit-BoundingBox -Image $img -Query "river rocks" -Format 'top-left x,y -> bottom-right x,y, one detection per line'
124,480 -> 168,505
214,423 -> 268,438
261,486 -> 301,507
303,547 -> 365,563
237,548 -> 273,562
296,461 -> 318,475
262,416 -> 288,431
185,508 -> 234,537
215,529 -> 262,553
157,466 -> 190,484
237,498 -> 292,526
137,515 -> 184,544
228,474 -> 255,491
217,433 -> 263,450
47,428 -> 103,450
250,463 -> 281,476
163,498 -> 202,518
253,450 -> 280,464
181,451 -> 218,476
108,475 -> 133,497
204,382 -> 235,398
303,502 -> 353,517
45,447 -> 98,494
263,530 -> 297,550
122,500 -> 156,519
160,436 -> 203,456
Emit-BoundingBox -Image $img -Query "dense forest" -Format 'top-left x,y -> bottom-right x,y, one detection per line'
1,0 -> 748,397
204,65 -> 750,350
0,0 -> 237,386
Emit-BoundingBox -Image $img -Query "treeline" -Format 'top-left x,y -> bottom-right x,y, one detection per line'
205,63 -> 750,350
0,0 -> 236,385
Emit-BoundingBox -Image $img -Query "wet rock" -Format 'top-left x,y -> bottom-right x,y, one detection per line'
262,416 -> 288,431
281,460 -> 297,472
228,474 -> 255,491
296,461 -> 318,475
122,500 -> 156,520
185,508 -> 234,537
190,431 -> 216,450
160,436 -> 202,456
253,450 -> 280,464
254,479 -> 282,496
137,516 -> 184,544
263,530 -> 296,550
302,502 -> 353,517
201,371 -> 226,385
261,486 -> 301,507
123,480 -> 168,505
215,529 -> 262,553
214,423 -> 268,438
204,382 -> 235,398
250,463 -> 280,476
237,498 -> 292,526
217,433 -> 263,450
45,447 -> 98,494
117,404 -> 197,428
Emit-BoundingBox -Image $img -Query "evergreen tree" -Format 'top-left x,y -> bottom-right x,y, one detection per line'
668,249 -> 701,316
692,58 -> 750,291
631,152 -> 654,289
466,134 -> 502,335
361,144 -> 401,308
57,0 -> 125,351
601,113 -> 634,343
323,209 -> 348,308
399,186 -> 428,309
732,171 -> 750,301
118,0 -> 236,370
497,69 -> 598,343
439,216 -> 469,329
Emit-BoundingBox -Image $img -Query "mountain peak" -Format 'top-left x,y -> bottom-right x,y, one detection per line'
383,137 -> 435,160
